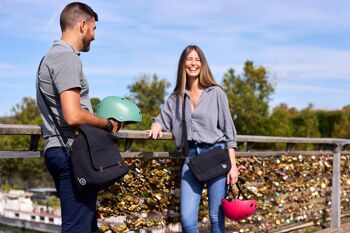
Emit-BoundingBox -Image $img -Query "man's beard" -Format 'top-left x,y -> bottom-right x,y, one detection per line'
81,37 -> 91,52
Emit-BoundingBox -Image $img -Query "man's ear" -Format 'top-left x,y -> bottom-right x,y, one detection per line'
79,20 -> 86,33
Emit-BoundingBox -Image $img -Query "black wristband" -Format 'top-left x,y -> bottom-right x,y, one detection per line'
104,119 -> 113,133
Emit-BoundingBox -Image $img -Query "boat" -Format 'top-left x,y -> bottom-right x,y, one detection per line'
0,190 -> 61,232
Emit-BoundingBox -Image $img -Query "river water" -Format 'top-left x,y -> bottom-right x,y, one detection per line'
0,225 -> 41,233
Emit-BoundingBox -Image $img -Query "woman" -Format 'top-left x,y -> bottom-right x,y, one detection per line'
148,45 -> 239,233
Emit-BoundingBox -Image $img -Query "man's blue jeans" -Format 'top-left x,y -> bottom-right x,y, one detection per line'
44,147 -> 98,233
180,142 -> 227,233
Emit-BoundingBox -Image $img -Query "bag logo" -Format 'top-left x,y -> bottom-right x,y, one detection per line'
222,164 -> 227,169
77,177 -> 86,185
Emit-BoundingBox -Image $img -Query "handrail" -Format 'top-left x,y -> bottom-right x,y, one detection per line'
0,124 -> 41,135
1,124 -> 349,145
1,123 -> 350,230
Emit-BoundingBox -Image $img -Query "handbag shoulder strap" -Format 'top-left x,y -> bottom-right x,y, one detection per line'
181,96 -> 189,156
37,56 -> 69,146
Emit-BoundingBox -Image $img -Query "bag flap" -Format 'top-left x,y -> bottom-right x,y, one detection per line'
78,125 -> 122,170
190,147 -> 228,173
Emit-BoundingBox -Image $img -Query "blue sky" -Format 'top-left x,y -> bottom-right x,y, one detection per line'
0,0 -> 349,116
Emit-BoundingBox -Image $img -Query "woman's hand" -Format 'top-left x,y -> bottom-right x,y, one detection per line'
227,164 -> 239,185
227,148 -> 239,185
148,122 -> 163,139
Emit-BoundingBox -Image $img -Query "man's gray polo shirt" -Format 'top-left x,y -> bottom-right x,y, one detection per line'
36,40 -> 93,151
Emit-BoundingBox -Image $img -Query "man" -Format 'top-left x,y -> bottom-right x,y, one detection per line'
36,2 -> 120,232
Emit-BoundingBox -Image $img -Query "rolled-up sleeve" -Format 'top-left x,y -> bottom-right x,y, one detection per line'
218,89 -> 237,149
154,95 -> 175,131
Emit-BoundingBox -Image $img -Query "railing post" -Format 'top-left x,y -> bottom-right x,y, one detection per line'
125,139 -> 134,152
330,144 -> 342,229
29,135 -> 41,151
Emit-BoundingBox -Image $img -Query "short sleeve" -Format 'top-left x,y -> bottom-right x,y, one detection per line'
51,52 -> 82,94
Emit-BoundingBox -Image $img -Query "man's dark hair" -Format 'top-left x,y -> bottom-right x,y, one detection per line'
60,2 -> 98,31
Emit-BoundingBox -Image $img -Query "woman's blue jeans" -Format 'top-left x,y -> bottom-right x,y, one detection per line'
180,142 -> 227,233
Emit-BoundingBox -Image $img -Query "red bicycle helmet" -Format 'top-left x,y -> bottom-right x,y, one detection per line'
222,180 -> 257,221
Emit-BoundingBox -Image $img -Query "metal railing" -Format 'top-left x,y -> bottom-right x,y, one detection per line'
1,123 -> 350,231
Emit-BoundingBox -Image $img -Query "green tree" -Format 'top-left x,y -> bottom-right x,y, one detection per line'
292,104 -> 320,138
222,61 -> 274,135
127,73 -> 171,117
332,105 -> 350,138
315,109 -> 342,138
267,103 -> 293,137
12,97 -> 42,125
125,74 -> 175,152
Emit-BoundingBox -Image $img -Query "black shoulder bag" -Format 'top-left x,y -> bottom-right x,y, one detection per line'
37,57 -> 129,193
182,96 -> 231,182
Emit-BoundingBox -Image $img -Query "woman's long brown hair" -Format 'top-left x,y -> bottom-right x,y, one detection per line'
173,45 -> 217,99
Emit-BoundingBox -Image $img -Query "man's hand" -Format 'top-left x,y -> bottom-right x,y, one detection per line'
110,119 -> 122,133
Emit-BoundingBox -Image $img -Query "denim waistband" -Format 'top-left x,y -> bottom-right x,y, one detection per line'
188,141 -> 225,148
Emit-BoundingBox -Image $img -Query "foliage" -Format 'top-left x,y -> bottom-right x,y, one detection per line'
125,74 -> 176,152
332,105 -> 350,138
316,109 -> 342,137
91,97 -> 101,113
292,104 -> 320,138
0,184 -> 12,192
222,61 -> 274,135
0,97 -> 49,187
127,73 -> 171,117
266,103 -> 293,137
47,196 -> 60,207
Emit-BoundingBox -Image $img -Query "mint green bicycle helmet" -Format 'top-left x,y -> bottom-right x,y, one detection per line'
96,96 -> 142,124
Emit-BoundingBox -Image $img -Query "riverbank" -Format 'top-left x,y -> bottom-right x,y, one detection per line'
0,224 -> 41,233
0,216 -> 60,233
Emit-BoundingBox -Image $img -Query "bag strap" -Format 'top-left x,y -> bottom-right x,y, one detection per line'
181,96 -> 189,156
227,178 -> 250,201
36,56 -> 69,146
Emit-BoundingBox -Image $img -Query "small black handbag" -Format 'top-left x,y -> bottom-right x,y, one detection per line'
188,146 -> 231,182
181,98 -> 231,182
